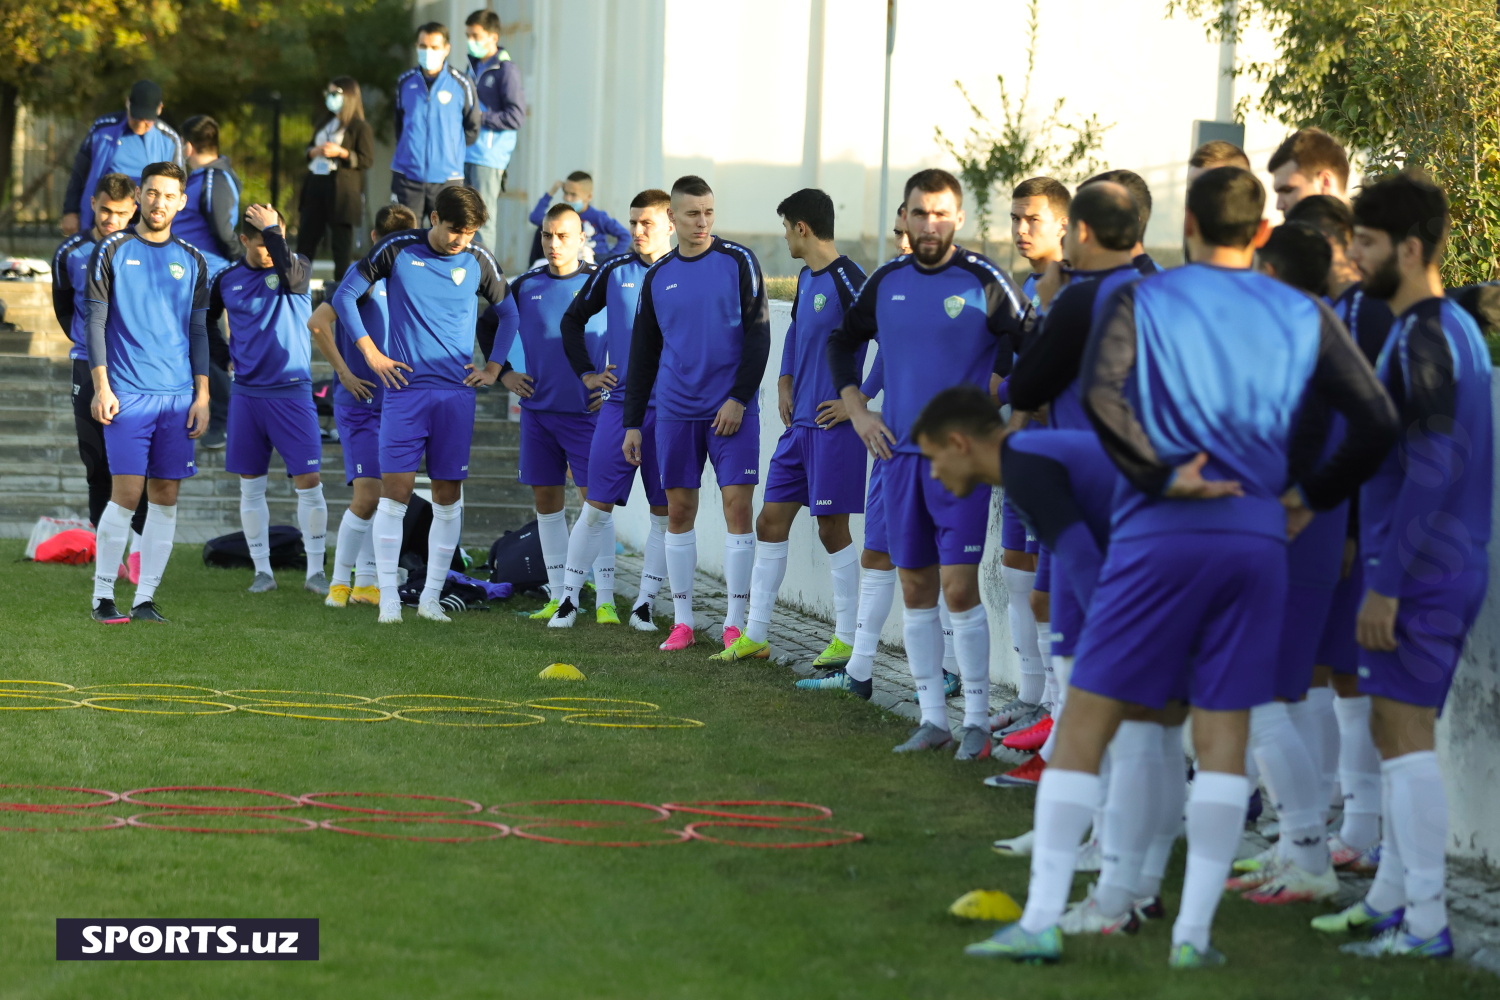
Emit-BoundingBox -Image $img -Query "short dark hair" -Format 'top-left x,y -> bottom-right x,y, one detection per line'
671,175 -> 713,199
1083,169 -> 1152,230
237,206 -> 286,238
904,168 -> 963,207
629,188 -> 671,211
543,201 -> 581,227
374,203 -> 417,237
1190,140 -> 1249,170
776,188 -> 836,242
1285,194 -> 1353,249
1012,177 -> 1070,217
1268,128 -> 1350,189
464,10 -> 501,34
416,21 -> 449,44
1351,170 -> 1450,266
1068,182 -> 1139,252
1186,166 -> 1265,249
93,172 -> 137,202
1258,223 -> 1332,296
565,170 -> 593,185
180,114 -> 219,154
434,185 -> 488,231
910,384 -> 1003,443
140,161 -> 185,190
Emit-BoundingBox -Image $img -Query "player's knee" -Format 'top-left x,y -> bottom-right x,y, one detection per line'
293,472 -> 321,490
1000,548 -> 1037,572
900,575 -> 939,608
815,517 -> 850,552
939,576 -> 981,611
861,549 -> 893,571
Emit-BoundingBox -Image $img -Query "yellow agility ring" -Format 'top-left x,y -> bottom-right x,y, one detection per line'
0,681 -> 76,694
524,698 -> 661,714
81,697 -> 238,716
371,694 -> 523,709
561,713 -> 705,729
0,695 -> 83,711
75,683 -> 225,701
235,703 -> 394,723
221,689 -> 374,706
391,708 -> 547,728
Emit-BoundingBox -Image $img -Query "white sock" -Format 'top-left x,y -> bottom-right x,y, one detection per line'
535,509 -> 568,600
745,540 -> 788,644
1096,721 -> 1164,917
354,522 -> 377,588
828,543 -> 858,644
937,591 -> 957,676
1140,724 -> 1188,899
1039,656 -> 1071,762
847,567 -> 895,684
561,505 -> 612,607
1384,751 -> 1448,939
664,529 -> 696,629
372,497 -> 407,603
92,501 -> 132,601
332,509 -> 372,587
634,513 -> 668,611
1335,695 -> 1382,850
592,517 -> 616,607
902,605 -> 948,728
238,475 -> 272,575
420,501 -> 462,605
1020,769 -> 1102,933
723,532 -> 756,632
949,604 -> 991,730
1365,769 -> 1407,914
1298,686 -> 1339,812
1172,771 -> 1249,951
296,484 -> 328,579
1249,702 -> 1328,874
1039,624 -> 1057,708
1003,566 -> 1043,703
133,502 -> 177,604
1094,749 -> 1112,852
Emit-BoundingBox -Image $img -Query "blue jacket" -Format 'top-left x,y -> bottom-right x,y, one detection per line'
174,156 -> 243,278
391,66 -> 481,184
466,49 -> 526,168
64,114 -> 183,231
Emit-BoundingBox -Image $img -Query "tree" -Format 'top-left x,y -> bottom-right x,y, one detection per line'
934,0 -> 1110,254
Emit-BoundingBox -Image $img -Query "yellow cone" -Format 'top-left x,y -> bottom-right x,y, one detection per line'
538,662 -> 586,681
948,889 -> 1022,922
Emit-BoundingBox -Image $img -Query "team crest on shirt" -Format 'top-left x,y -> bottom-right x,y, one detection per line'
450,266 -> 467,286
168,262 -> 185,280
813,293 -> 827,312
438,90 -> 453,105
943,294 -> 964,319
266,275 -> 280,290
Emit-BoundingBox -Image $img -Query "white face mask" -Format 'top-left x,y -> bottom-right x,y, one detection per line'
325,93 -> 344,114
418,47 -> 447,72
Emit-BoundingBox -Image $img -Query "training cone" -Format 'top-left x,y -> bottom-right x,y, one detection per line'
948,889 -> 1023,923
538,662 -> 586,681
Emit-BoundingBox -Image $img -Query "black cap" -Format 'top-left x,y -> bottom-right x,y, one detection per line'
127,80 -> 162,121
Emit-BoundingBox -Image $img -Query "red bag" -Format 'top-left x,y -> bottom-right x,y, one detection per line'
33,529 -> 96,565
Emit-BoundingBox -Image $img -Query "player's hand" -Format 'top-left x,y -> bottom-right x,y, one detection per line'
815,396 -> 860,429
1036,259 -> 1068,309
777,376 -> 794,427
1341,538 -> 1358,579
1163,453 -> 1243,500
363,349 -> 411,389
245,203 -> 279,231
186,396 -> 210,439
582,365 -> 618,392
849,405 -> 896,461
501,370 -> 534,398
338,369 -> 376,401
586,387 -> 604,412
91,385 -> 120,425
61,213 -> 79,236
1356,589 -> 1399,652
463,363 -> 500,388
622,428 -> 643,467
712,398 -> 745,436
1280,488 -> 1314,541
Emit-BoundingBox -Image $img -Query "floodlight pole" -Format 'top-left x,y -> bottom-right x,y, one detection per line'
876,0 -> 896,264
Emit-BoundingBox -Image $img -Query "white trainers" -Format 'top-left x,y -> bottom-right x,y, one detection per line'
417,600 -> 451,623
378,596 -> 403,624
627,602 -> 658,632
992,829 -> 1035,856
1058,884 -> 1141,935
1242,861 -> 1340,904
548,599 -> 579,629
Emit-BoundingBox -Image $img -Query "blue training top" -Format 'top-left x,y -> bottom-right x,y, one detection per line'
64,115 -> 182,232
51,232 -> 99,362
175,158 -> 242,279
390,66 -> 480,185
208,225 -> 313,399
780,256 -> 868,428
330,269 -> 390,411
486,263 -> 603,414
560,251 -> 651,406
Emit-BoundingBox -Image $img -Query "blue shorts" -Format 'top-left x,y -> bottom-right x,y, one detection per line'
1035,548 -> 1052,593
1050,568 -> 1084,657
1319,562 -> 1362,675
225,393 -> 322,478
1000,497 -> 1038,554
1071,532 -> 1287,711
379,387 -> 475,480
654,415 -> 759,490
763,423 -> 866,514
334,403 -> 381,484
1274,582 -> 1338,700
588,404 -> 666,507
102,392 -> 197,480
1357,568 -> 1488,710
883,451 -> 990,569
519,408 -> 595,488
863,460 -> 888,555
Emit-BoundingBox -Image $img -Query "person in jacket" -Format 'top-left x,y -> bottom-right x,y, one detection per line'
298,76 -> 376,281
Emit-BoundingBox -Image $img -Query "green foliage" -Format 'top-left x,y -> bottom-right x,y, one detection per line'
934,0 -> 1110,251
765,275 -> 797,302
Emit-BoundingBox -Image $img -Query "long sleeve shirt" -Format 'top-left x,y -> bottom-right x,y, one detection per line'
329,268 -> 390,410
391,66 -> 481,184
527,195 -> 631,259
64,114 -> 183,231
52,232 -> 99,362
174,156 -> 244,278
85,229 -> 209,395
482,263 -> 602,414
465,48 -> 526,167
560,251 -> 650,406
780,256 -> 867,428
207,226 -> 313,398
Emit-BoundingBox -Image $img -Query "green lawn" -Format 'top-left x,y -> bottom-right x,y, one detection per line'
0,540 -> 1488,998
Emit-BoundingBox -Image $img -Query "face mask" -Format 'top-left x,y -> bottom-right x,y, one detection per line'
466,39 -> 490,59
566,200 -> 586,213
418,48 -> 446,72
325,93 -> 344,114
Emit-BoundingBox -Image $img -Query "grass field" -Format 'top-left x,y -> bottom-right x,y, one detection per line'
0,539 -> 1491,999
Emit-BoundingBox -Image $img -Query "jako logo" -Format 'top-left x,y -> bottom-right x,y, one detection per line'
963,544 -> 982,553
814,499 -> 833,505
664,283 -> 678,291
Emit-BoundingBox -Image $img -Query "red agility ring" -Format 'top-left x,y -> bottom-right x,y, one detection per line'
509,821 -> 693,847
0,784 -> 121,812
126,810 -> 319,834
299,792 -> 484,817
661,800 -> 836,822
487,800 -> 672,824
120,786 -> 303,812
682,821 -> 864,849
0,808 -> 127,832
318,816 -> 511,843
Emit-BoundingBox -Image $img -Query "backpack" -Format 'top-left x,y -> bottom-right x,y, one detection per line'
33,529 -> 96,565
311,379 -> 336,418
401,494 -> 472,571
24,515 -> 93,559
483,520 -> 548,590
396,571 -> 507,611
202,526 -> 307,569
